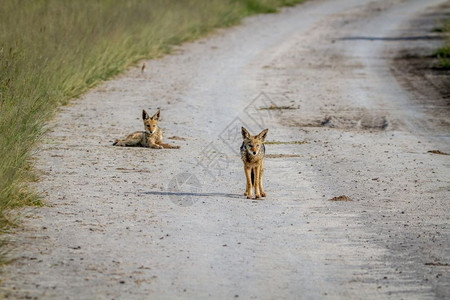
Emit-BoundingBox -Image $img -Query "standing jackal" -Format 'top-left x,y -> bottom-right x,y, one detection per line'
113,109 -> 180,149
240,127 -> 268,199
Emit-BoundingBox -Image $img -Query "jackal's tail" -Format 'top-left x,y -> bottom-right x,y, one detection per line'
251,169 -> 255,186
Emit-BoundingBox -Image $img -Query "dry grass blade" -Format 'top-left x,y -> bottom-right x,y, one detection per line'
428,150 -> 449,155
330,195 -> 353,201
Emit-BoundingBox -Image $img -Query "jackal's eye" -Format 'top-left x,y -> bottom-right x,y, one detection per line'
248,144 -> 253,148
256,145 -> 260,148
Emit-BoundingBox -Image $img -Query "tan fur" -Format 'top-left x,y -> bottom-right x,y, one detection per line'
240,127 -> 268,199
113,109 -> 180,149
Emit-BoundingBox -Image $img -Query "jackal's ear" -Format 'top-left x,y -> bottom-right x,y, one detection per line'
241,127 -> 251,140
257,129 -> 268,142
142,109 -> 150,120
152,109 -> 160,121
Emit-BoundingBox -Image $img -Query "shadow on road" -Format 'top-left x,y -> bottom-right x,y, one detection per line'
339,35 -> 442,41
142,191 -> 242,199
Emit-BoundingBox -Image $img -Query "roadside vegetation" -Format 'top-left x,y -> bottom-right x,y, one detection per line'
0,0 -> 305,230
435,17 -> 450,68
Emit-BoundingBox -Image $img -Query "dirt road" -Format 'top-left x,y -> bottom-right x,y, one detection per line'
2,0 -> 449,299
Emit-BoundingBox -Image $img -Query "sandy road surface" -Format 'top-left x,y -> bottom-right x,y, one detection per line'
2,0 -> 449,299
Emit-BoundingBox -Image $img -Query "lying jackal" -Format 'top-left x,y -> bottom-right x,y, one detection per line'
240,127 -> 268,199
113,109 -> 180,149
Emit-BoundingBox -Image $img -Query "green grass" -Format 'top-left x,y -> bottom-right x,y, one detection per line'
435,18 -> 450,68
436,45 -> 450,68
0,0 -> 305,229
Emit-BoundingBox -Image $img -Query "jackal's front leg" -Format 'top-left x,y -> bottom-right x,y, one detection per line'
259,161 -> 266,197
244,166 -> 253,199
254,165 -> 261,199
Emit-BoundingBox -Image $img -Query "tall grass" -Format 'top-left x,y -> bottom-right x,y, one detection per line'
0,0 -> 305,228
435,18 -> 450,68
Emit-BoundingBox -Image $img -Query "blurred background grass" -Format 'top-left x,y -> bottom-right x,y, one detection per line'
0,0 -> 305,229
435,17 -> 450,68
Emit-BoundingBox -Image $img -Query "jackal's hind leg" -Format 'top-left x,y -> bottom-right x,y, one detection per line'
113,139 -> 137,147
149,142 -> 163,149
113,132 -> 143,147
159,143 -> 180,149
